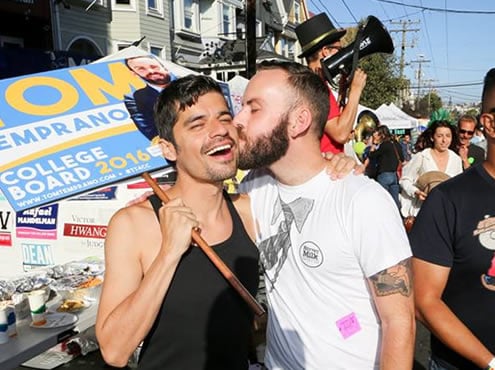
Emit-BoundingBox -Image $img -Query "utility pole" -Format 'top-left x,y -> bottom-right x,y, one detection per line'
245,0 -> 256,78
410,55 -> 430,112
423,78 -> 437,116
389,20 -> 420,80
389,20 -> 420,107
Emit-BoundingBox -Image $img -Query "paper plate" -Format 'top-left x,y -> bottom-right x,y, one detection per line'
30,312 -> 78,329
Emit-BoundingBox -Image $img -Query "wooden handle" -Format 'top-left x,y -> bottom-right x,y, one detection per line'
141,172 -> 266,317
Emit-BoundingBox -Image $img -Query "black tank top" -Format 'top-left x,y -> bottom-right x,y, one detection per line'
138,193 -> 259,370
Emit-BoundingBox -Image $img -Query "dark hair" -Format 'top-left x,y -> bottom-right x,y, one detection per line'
154,74 -> 224,145
374,125 -> 391,142
124,55 -> 166,71
306,44 -> 342,64
482,68 -> 495,114
419,120 -> 459,151
257,60 -> 330,138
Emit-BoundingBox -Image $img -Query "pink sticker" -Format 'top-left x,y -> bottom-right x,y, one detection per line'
336,312 -> 361,339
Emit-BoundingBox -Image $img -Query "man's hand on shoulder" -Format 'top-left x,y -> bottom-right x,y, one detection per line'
322,152 -> 364,180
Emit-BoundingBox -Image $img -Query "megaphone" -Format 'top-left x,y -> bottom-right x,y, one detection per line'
321,16 -> 394,84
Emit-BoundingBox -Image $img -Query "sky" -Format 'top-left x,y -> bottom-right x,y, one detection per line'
305,0 -> 494,106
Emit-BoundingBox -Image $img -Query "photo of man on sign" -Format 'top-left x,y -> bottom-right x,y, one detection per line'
123,55 -> 177,142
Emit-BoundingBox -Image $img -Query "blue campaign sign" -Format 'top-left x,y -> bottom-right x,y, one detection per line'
0,58 -> 171,211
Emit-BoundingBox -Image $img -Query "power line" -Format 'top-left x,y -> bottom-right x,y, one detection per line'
339,0 -> 358,23
382,10 -> 423,22
337,11 -> 422,26
315,0 -> 341,27
444,0 -> 450,83
376,0 -> 495,14
418,0 -> 436,81
442,89 -> 481,99
411,81 -> 483,89
377,0 -> 391,20
308,0 -> 323,14
434,66 -> 487,73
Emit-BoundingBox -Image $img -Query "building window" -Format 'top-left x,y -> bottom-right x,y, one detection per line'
184,0 -> 194,29
288,39 -> 295,59
147,0 -> 163,16
294,2 -> 300,24
114,0 -> 136,11
150,47 -> 162,57
0,36 -> 23,48
175,0 -> 199,34
223,5 -> 231,36
279,37 -> 286,56
256,20 -> 262,37
267,32 -> 275,49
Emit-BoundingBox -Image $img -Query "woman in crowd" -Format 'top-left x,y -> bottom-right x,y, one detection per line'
399,120 -> 462,218
367,125 -> 403,208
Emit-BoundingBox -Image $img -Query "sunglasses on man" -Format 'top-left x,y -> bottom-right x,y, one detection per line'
459,129 -> 475,135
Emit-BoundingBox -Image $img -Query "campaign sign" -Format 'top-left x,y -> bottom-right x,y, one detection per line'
0,59 -> 170,211
16,204 -> 59,240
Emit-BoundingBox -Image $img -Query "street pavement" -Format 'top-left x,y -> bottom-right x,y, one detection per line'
15,322 -> 431,369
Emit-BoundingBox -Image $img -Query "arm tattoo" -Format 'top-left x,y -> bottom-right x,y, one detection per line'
369,258 -> 413,297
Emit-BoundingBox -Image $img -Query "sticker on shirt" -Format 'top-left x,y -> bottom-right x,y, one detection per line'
473,214 -> 495,291
299,241 -> 323,267
336,312 -> 361,339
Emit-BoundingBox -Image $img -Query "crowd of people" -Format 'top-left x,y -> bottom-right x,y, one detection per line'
361,114 -> 485,221
93,12 -> 494,370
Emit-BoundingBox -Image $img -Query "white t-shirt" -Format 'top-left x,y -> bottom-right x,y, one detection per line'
240,169 -> 411,370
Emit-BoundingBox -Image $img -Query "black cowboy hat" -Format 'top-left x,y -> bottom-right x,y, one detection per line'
295,13 -> 347,58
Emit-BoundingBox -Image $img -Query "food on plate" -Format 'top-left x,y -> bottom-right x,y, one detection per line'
57,299 -> 86,312
77,277 -> 102,289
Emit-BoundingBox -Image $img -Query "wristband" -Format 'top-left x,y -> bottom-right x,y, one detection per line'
485,357 -> 495,370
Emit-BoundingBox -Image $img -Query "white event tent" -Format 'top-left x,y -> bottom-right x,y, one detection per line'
374,103 -> 418,130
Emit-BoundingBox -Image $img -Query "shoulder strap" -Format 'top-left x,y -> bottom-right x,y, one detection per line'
223,190 -> 242,224
148,194 -> 162,220
392,141 -> 401,162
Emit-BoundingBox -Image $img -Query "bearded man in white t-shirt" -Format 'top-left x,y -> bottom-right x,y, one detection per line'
236,61 -> 414,370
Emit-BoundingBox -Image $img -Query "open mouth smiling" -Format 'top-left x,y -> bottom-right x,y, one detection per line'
205,143 -> 234,156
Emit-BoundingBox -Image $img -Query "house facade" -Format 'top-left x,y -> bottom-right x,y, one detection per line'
1,0 -> 308,80
170,0 -> 307,80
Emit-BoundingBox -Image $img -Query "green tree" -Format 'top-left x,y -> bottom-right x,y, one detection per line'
358,54 -> 407,109
417,91 -> 442,117
465,107 -> 480,117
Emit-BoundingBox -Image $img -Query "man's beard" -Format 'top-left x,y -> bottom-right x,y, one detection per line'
144,72 -> 171,86
238,115 -> 290,170
205,163 -> 237,183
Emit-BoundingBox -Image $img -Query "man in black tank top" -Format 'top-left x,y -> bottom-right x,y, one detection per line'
96,75 -> 259,369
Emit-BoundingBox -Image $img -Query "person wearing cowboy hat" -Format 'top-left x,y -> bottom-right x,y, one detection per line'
295,13 -> 367,155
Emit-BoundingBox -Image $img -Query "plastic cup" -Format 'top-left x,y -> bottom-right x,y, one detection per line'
6,305 -> 16,337
27,290 -> 47,326
0,306 -> 8,344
